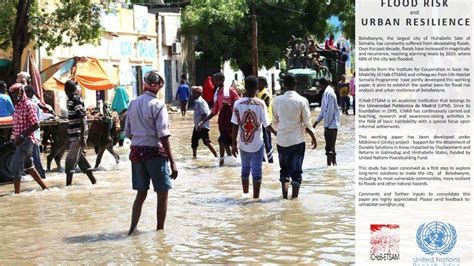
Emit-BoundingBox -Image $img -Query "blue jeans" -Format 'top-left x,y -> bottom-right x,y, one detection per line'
240,145 -> 264,182
32,144 -> 45,178
10,139 -> 34,178
277,142 -> 305,187
262,126 -> 274,163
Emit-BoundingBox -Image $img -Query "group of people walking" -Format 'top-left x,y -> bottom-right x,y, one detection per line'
3,69 -> 342,235
1,73 -> 97,194
125,70 -> 342,234
165,72 -> 339,227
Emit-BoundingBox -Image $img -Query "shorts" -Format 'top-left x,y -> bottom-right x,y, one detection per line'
10,139 -> 35,178
240,145 -> 264,182
131,156 -> 172,192
191,128 -> 211,149
217,128 -> 232,146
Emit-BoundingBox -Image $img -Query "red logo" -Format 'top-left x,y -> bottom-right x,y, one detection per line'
370,224 -> 400,261
241,110 -> 260,144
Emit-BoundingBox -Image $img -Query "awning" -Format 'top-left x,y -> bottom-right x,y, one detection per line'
42,57 -> 119,91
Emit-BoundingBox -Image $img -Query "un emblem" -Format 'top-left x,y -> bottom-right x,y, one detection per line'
416,221 -> 457,255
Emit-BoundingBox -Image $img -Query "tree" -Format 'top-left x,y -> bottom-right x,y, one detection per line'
0,0 -> 104,84
181,0 -> 355,76
333,0 -> 355,42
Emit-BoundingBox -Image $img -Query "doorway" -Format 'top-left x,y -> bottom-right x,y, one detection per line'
164,60 -> 172,103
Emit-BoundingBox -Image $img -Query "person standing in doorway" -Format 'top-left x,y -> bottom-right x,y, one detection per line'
257,76 -> 274,163
198,72 -> 240,166
8,83 -> 48,194
272,75 -> 317,199
64,80 -> 97,186
314,78 -> 340,166
125,70 -> 178,235
176,79 -> 190,116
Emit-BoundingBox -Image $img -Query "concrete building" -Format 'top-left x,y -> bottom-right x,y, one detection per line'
40,4 -> 159,111
156,11 -> 184,104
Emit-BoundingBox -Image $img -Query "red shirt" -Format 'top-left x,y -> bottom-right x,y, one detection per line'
325,39 -> 335,50
13,98 -> 39,143
202,77 -> 215,104
211,87 -> 240,116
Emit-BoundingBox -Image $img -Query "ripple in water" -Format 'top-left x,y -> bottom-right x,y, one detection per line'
0,110 -> 355,264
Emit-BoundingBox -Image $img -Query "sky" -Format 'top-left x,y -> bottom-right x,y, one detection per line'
328,15 -> 343,40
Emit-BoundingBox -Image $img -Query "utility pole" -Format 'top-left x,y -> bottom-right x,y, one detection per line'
251,0 -> 258,76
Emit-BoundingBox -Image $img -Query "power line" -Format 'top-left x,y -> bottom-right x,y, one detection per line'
261,0 -> 312,15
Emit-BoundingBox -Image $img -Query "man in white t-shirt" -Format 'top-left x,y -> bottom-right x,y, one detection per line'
231,76 -> 276,199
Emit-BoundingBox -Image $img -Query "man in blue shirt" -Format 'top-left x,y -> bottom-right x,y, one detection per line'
0,81 -> 14,117
176,79 -> 190,116
314,78 -> 340,166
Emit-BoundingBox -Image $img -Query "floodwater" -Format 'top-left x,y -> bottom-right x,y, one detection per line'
0,108 -> 355,264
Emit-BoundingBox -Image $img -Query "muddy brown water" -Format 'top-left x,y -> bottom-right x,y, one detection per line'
0,109 -> 355,264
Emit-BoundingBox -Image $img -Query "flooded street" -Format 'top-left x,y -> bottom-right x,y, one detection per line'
0,109 -> 355,264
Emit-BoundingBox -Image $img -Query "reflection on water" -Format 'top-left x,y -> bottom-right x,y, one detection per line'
0,109 -> 355,264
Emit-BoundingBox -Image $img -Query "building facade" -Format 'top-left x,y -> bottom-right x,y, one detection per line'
40,4 -> 159,111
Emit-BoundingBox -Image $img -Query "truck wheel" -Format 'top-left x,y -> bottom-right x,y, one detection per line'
0,143 -> 15,183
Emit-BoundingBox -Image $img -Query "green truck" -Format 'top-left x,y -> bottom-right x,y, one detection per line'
281,51 -> 346,104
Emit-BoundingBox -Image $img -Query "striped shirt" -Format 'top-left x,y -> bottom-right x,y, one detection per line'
67,93 -> 87,142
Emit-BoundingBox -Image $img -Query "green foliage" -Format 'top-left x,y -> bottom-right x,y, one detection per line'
0,0 -> 104,54
336,0 -> 355,41
32,0 -> 104,54
181,0 -> 248,64
130,0 -> 190,6
181,0 -> 355,74
0,0 -> 18,50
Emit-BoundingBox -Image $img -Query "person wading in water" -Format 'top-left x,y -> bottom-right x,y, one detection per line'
198,72 -> 240,166
125,70 -> 178,235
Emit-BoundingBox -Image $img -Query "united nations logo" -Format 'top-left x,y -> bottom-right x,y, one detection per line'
416,221 -> 457,255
